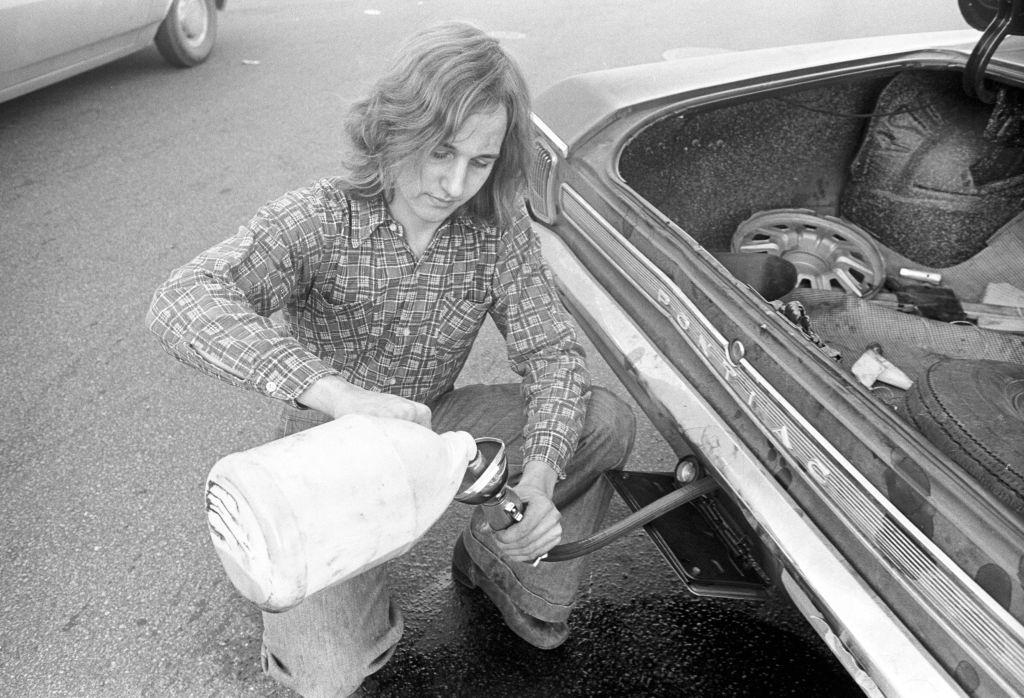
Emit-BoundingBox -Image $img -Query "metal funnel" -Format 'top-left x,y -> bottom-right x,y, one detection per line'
453,437 -> 523,530
453,437 -> 508,504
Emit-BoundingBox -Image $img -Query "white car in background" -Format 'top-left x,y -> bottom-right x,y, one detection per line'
0,0 -> 225,105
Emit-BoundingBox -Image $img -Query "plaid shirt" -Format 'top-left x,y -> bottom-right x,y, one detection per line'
147,177 -> 590,477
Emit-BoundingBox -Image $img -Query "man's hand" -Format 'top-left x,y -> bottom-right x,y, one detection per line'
298,375 -> 431,427
494,460 -> 562,562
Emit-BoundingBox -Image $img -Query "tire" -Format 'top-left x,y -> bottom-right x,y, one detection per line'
155,0 -> 217,68
906,359 -> 1024,513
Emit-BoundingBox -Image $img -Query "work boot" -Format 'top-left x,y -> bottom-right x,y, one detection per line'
451,535 -> 569,649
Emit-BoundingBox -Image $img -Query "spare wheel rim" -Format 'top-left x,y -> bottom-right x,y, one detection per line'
732,209 -> 885,298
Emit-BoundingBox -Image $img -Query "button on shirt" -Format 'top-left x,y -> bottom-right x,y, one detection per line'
147,177 -> 590,477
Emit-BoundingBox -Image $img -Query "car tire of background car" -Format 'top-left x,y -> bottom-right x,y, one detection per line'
155,0 -> 217,68
906,358 -> 1024,513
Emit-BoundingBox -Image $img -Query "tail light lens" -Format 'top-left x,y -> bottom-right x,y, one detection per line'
527,115 -> 560,224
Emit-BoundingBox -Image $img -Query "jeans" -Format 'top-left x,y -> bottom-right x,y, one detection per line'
259,384 -> 636,697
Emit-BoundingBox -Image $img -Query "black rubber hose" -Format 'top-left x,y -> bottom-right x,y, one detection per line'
543,477 -> 718,562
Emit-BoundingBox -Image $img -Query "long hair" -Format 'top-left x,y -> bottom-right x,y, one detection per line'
340,22 -> 533,231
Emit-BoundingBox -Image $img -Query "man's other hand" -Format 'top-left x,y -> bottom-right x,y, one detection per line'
494,461 -> 562,562
298,375 -> 432,428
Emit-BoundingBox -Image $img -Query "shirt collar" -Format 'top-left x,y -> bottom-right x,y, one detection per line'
349,193 -> 489,245
347,194 -> 391,246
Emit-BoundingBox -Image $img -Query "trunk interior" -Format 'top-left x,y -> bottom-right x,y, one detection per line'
618,67 -> 1024,514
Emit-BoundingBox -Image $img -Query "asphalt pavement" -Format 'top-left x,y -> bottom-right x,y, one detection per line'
0,1 -> 964,695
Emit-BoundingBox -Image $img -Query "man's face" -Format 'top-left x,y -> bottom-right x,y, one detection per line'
390,105 -> 507,237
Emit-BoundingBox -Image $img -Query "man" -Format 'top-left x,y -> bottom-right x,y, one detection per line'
148,21 -> 635,697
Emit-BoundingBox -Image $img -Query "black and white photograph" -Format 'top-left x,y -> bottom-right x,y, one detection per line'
4,1 -> 1023,696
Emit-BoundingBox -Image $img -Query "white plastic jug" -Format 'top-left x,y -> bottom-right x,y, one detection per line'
205,414 -> 477,613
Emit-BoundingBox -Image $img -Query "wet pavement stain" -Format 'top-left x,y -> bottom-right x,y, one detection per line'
367,583 -> 862,697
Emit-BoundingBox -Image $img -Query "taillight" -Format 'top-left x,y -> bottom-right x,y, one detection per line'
527,114 -> 561,224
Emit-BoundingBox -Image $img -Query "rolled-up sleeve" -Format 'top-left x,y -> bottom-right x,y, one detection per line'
146,186 -> 341,405
490,207 -> 590,478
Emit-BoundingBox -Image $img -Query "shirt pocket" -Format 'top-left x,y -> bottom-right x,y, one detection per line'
431,289 -> 490,358
305,285 -> 376,357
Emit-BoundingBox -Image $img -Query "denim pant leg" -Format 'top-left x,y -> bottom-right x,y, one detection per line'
431,384 -> 636,623
259,406 -> 404,698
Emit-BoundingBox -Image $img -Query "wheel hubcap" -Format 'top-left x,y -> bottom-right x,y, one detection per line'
732,210 -> 885,298
177,0 -> 208,46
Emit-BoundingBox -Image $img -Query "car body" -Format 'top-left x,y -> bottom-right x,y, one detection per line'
0,0 -> 226,105
528,8 -> 1024,697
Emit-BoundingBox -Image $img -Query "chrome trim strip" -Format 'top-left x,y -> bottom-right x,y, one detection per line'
555,183 -> 1024,692
535,222 -> 957,697
531,112 -> 568,158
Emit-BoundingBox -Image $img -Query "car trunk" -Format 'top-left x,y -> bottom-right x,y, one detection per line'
618,66 -> 1024,513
